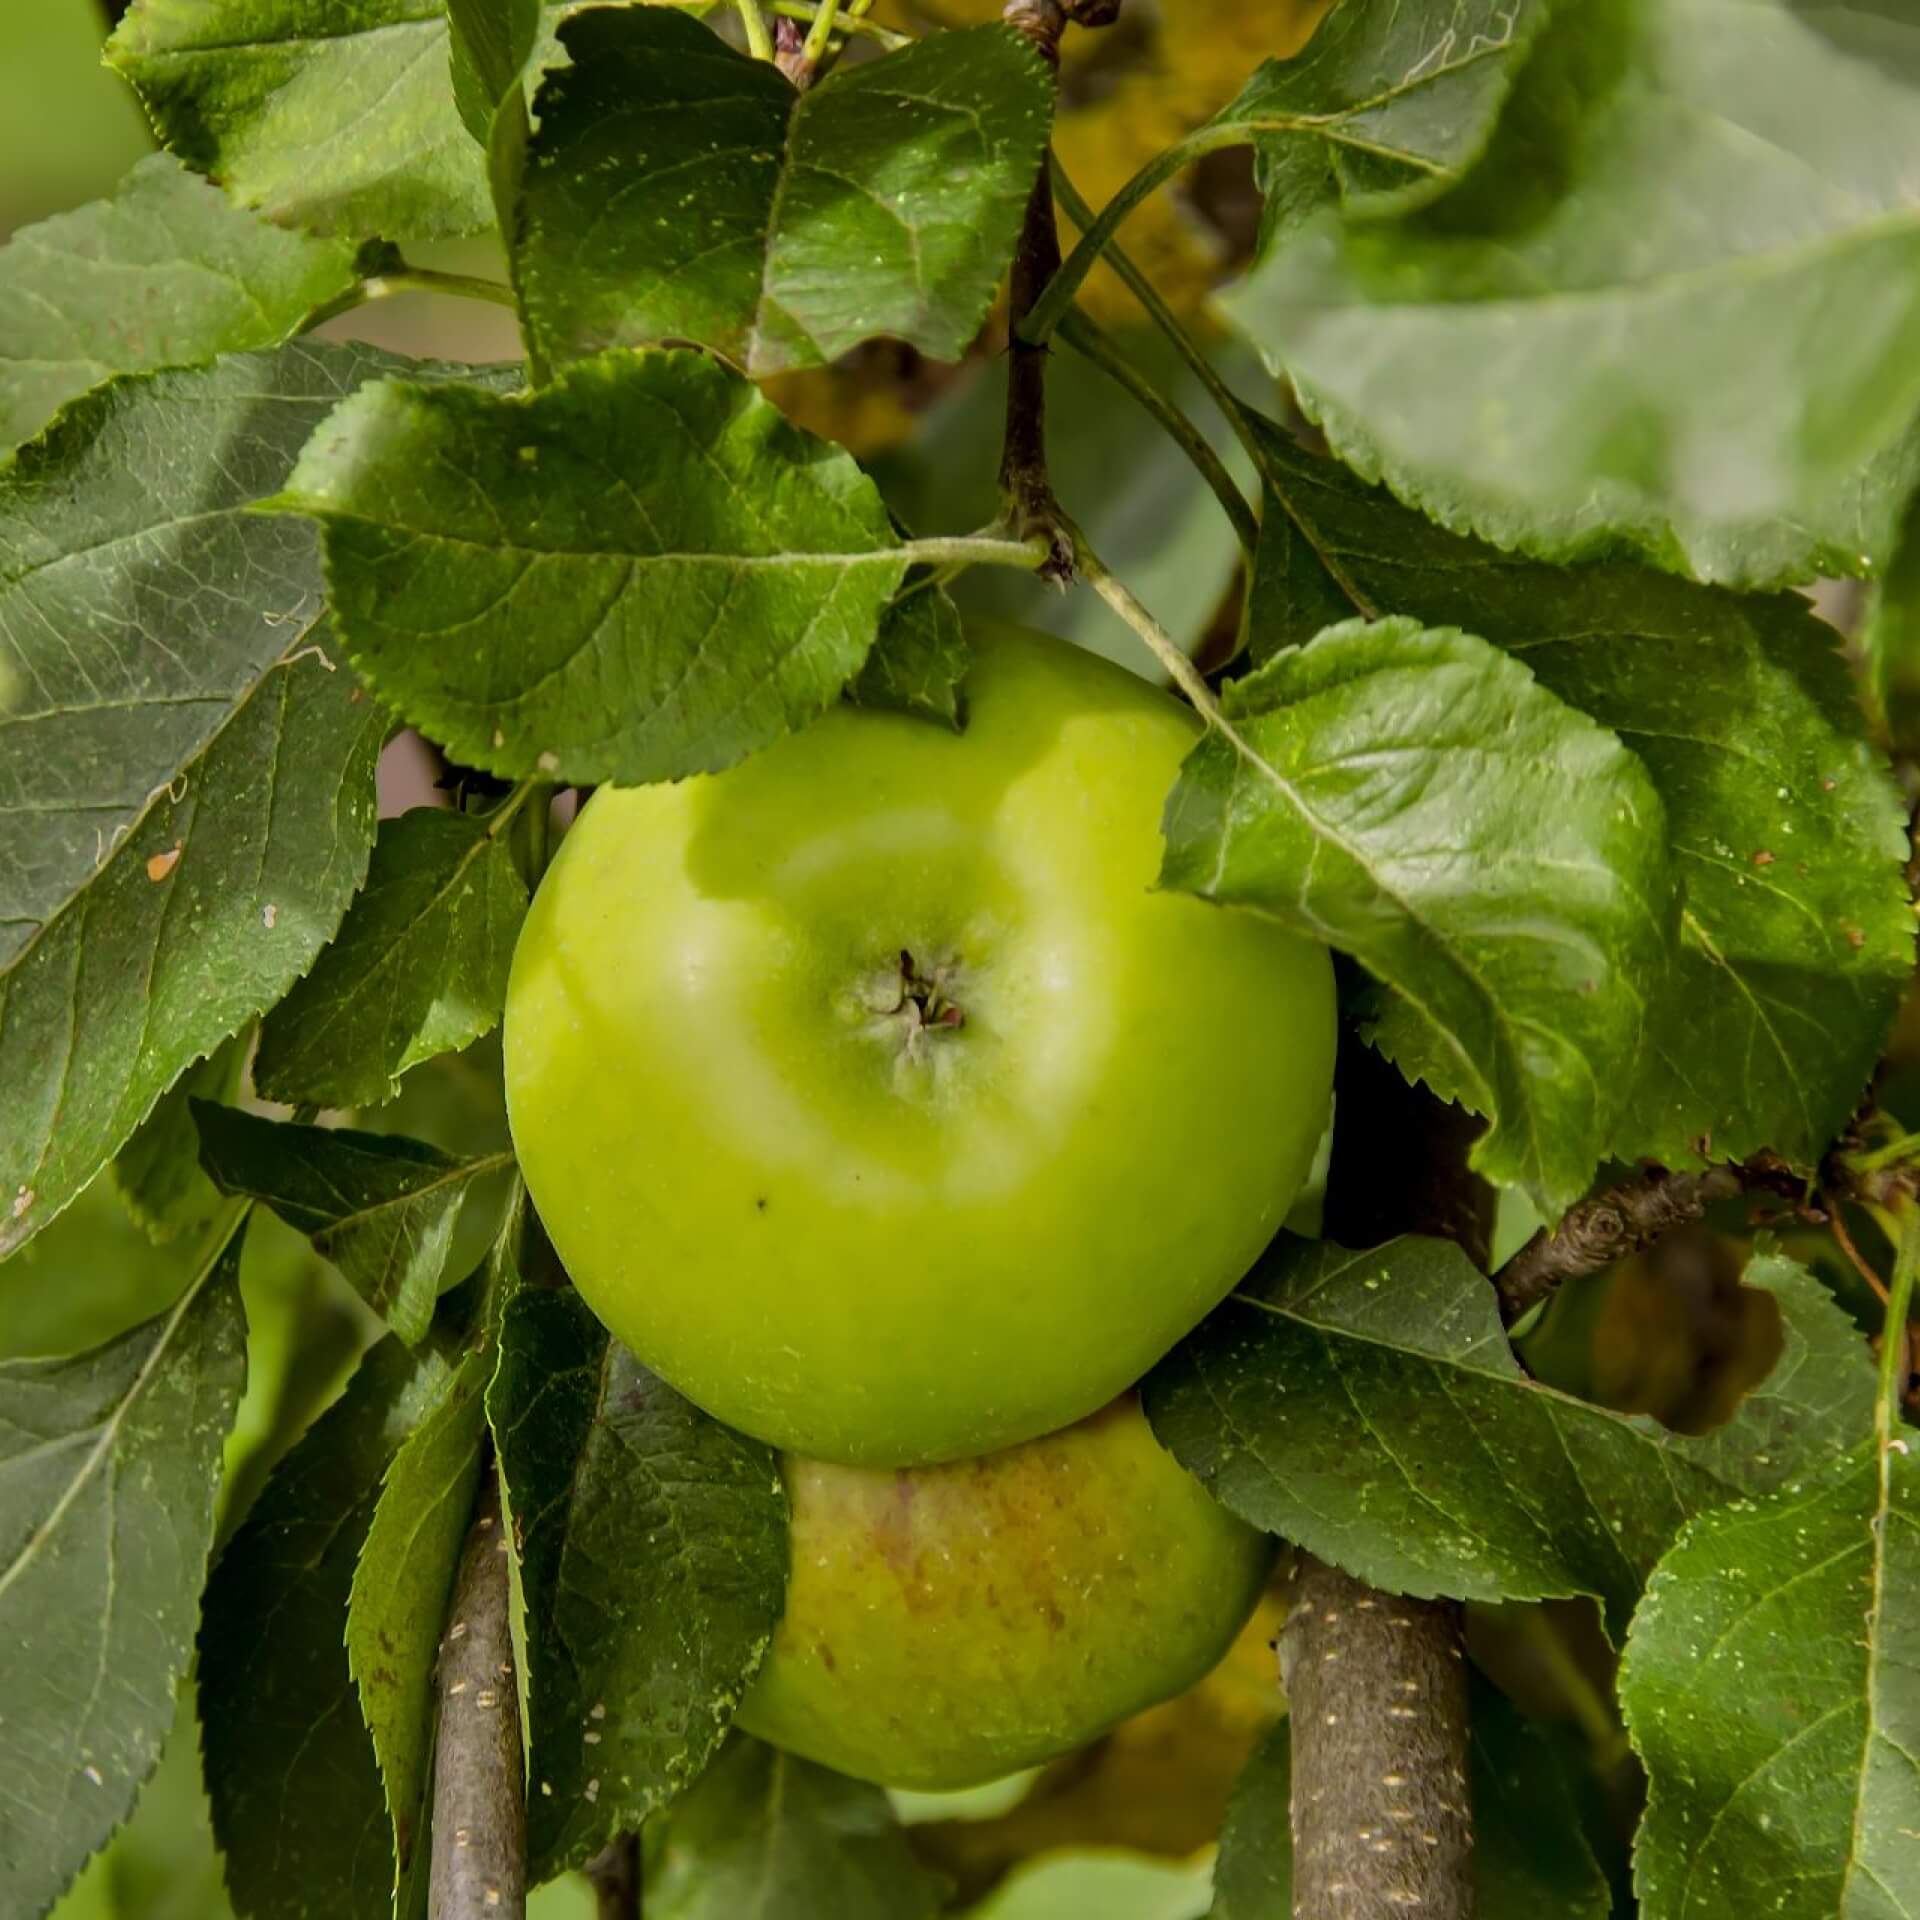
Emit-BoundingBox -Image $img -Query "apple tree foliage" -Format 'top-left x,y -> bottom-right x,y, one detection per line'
3,2 -> 1920,1917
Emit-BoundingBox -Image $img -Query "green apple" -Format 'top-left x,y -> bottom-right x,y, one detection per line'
735,1395 -> 1274,1789
504,621 -> 1335,1465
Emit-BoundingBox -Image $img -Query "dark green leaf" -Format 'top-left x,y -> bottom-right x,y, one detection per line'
1160,615 -> 1671,1213
1221,0 -> 1920,586
847,580 -> 969,728
1240,416 -> 1913,1173
255,807 -> 529,1110
1144,1237 -> 1875,1638
1211,1685 -> 1607,1920
200,1305 -> 474,1920
272,348 -> 908,785
1207,0 -> 1551,246
0,343 -> 428,1257
646,1736 -> 941,1920
487,1289 -> 788,1877
110,1037 -> 248,1246
1865,481 -> 1920,731
0,1229 -> 246,1920
346,1343 -> 488,1891
106,0 -> 564,239
518,10 -> 1051,375
0,154 -> 360,455
1620,1440 -> 1920,1917
192,1104 -> 509,1343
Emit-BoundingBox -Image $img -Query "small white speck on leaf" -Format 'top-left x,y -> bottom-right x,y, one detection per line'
537,750 -> 560,773
262,903 -> 277,930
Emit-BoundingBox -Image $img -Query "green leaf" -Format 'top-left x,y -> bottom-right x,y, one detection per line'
272,347 -> 908,785
1220,0 -> 1920,587
517,10 -> 1051,375
487,1289 -> 788,1877
0,154 -> 361,456
1144,1237 -> 1876,1638
0,1228 -> 246,1920
646,1736 -> 942,1920
1240,416 -> 1913,1173
0,343 -> 424,1258
200,1305 -> 474,1920
1160,615 -> 1671,1214
346,1342 -> 489,1894
847,580 -> 970,729
106,0 -> 556,240
109,1037 -> 248,1246
1210,1685 -> 1607,1920
254,807 -> 529,1110
1620,1440 -> 1920,1917
1207,0 -> 1551,246
447,0 -> 540,146
192,1103 -> 509,1344
1865,481 -> 1920,732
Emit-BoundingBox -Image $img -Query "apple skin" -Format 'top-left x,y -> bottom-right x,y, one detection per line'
734,1396 -> 1275,1790
504,620 -> 1335,1466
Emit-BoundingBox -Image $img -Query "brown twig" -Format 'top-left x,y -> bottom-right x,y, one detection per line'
1494,1167 -> 1746,1325
1827,1202 -> 1893,1305
1285,1031 -> 1484,1919
585,1834 -> 642,1920
996,1 -> 1120,579
429,1465 -> 526,1920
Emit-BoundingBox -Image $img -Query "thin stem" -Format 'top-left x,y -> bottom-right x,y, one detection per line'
1830,1203 -> 1892,1307
801,0 -> 844,64
1059,510 -> 1218,710
1056,307 -> 1257,559
900,533 -> 1053,571
1877,1206 -> 1919,1447
768,0 -> 907,44
481,778 -> 541,839
1021,128 -> 1236,346
735,0 -> 776,59
1047,162 -> 1264,473
301,267 -> 520,333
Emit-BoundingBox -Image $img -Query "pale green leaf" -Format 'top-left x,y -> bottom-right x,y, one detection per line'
346,1344 -> 488,1892
255,807 -> 529,1110
1207,0 -> 1551,245
1620,1441 -> 1920,1918
0,1232 -> 246,1920
200,1304 -> 473,1920
487,1289 -> 788,1877
0,154 -> 360,455
272,348 -> 908,785
1160,615 -> 1671,1213
1239,416 -> 1912,1172
192,1104 -> 509,1344
646,1737 -> 941,1920
1221,0 -> 1920,587
1145,1237 -> 1876,1637
518,10 -> 1051,375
